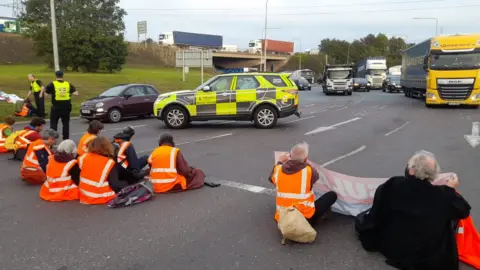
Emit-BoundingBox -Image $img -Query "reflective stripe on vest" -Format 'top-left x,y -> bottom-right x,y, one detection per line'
31,80 -> 41,93
117,141 -> 131,169
41,159 -> 79,199
77,133 -> 96,156
16,130 -> 34,148
78,153 -> 116,204
274,165 -> 315,221
17,104 -> 29,117
148,146 -> 186,192
53,80 -> 71,101
22,139 -> 51,169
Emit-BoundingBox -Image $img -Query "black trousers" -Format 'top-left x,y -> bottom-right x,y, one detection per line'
33,92 -> 45,118
307,191 -> 338,226
50,106 -> 71,140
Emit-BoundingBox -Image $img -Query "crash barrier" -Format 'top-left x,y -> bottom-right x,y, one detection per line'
274,151 -> 456,216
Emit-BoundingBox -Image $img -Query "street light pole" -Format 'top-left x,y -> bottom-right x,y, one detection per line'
263,0 -> 269,72
292,39 -> 302,70
49,0 -> 60,71
413,17 -> 438,36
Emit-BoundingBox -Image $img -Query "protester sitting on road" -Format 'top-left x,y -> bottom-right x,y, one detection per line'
77,120 -> 103,156
20,129 -> 58,185
40,139 -> 80,202
269,142 -> 338,226
148,133 -> 205,193
355,150 -> 471,270
14,99 -> 39,117
78,136 -> 130,204
0,116 -> 15,153
113,126 -> 149,184
13,117 -> 45,160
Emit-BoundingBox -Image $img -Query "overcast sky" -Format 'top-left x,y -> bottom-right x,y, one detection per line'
1,0 -> 479,51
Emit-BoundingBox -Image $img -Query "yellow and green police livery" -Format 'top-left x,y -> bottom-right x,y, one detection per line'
154,72 -> 301,129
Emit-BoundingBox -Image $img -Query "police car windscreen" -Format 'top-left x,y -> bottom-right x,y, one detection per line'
328,70 -> 352,79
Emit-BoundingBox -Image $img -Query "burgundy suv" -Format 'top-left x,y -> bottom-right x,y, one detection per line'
80,84 -> 160,123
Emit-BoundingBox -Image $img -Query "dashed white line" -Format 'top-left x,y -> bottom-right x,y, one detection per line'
305,117 -> 362,135
71,124 -> 147,136
304,104 -> 315,108
330,117 -> 362,128
321,146 -> 367,167
385,121 -> 410,136
379,105 -> 387,110
352,99 -> 363,105
333,107 -> 348,112
137,133 -> 233,153
284,115 -> 316,123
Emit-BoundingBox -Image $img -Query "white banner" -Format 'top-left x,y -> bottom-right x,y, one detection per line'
274,151 -> 455,216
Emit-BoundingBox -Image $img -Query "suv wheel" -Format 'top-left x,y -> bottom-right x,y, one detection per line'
253,105 -> 278,129
164,105 -> 189,129
108,108 -> 122,123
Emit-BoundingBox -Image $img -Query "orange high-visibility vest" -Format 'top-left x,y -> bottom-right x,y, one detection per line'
40,157 -> 79,201
148,145 -> 187,193
78,153 -> 116,204
0,123 -> 11,153
22,139 -> 52,169
77,133 -> 96,156
457,216 -> 480,269
272,164 -> 315,222
116,141 -> 131,169
15,130 -> 35,150
14,104 -> 29,117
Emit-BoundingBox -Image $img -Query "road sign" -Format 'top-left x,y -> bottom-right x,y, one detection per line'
175,50 -> 213,68
137,21 -> 147,35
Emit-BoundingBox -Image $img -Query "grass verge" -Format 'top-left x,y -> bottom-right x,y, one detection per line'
0,65 -> 213,121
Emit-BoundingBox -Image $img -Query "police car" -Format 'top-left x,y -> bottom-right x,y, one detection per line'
153,73 -> 301,129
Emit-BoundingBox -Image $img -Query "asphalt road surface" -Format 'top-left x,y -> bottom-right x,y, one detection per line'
1,86 -> 479,270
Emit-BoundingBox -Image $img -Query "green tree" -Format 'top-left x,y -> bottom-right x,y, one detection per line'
19,0 -> 128,72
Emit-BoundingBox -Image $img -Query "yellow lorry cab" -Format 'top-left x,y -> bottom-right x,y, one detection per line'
402,34 -> 480,107
153,72 -> 301,129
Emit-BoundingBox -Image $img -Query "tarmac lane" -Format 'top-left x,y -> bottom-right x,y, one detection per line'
1,87 -> 479,269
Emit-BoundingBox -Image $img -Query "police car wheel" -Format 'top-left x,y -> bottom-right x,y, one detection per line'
253,105 -> 278,129
164,105 -> 189,129
108,108 -> 122,123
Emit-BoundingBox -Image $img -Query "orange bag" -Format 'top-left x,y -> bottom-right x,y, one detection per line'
457,216 -> 480,269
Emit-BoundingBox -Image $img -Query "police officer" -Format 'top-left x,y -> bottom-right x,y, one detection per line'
26,74 -> 45,117
45,70 -> 78,140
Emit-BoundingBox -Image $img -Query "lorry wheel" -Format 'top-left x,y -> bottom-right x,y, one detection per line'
347,91 -> 352,96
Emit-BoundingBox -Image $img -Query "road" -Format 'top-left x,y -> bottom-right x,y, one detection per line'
1,86 -> 479,270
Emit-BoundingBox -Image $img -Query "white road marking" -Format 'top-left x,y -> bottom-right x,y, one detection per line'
137,133 -> 233,153
371,105 -> 379,108
321,146 -> 367,167
304,104 -> 315,108
305,117 -> 362,135
379,105 -> 387,110
352,99 -> 363,105
71,124 -> 147,136
384,121 -> 410,136
284,115 -> 316,123
333,107 -> 348,112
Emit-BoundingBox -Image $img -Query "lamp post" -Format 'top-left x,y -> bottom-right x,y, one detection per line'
413,17 -> 438,36
292,39 -> 302,70
261,27 -> 279,71
263,0 -> 269,71
49,0 -> 60,71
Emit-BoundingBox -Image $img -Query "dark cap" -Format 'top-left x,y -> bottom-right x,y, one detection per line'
122,126 -> 135,137
55,70 -> 64,78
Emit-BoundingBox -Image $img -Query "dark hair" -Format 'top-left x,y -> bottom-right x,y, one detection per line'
5,116 -> 15,126
55,70 -> 64,78
29,117 -> 46,127
159,133 -> 174,146
87,120 -> 104,135
24,99 -> 32,104
122,126 -> 135,138
88,136 -> 114,157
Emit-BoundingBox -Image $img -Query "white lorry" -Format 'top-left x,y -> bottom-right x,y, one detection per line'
322,64 -> 354,96
356,57 -> 388,89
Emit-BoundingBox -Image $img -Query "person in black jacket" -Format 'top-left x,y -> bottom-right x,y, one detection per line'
113,126 -> 148,184
355,150 -> 471,270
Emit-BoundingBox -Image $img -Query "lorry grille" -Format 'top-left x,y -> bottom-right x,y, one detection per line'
372,78 -> 383,84
333,82 -> 347,90
437,84 -> 473,100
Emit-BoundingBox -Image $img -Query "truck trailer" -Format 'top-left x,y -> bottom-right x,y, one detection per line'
356,57 -> 387,88
158,31 -> 223,49
402,34 -> 480,107
322,64 -> 354,95
248,39 -> 294,55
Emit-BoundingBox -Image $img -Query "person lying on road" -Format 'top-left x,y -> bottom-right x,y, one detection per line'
20,129 -> 58,185
269,142 -> 338,226
355,150 -> 471,270
40,139 -> 80,202
77,120 -> 103,156
14,99 -> 39,117
78,136 -> 130,205
113,126 -> 149,184
147,133 -> 205,193
0,116 -> 15,153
